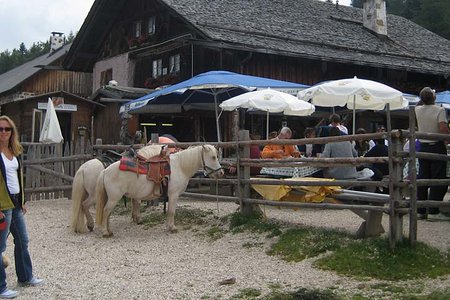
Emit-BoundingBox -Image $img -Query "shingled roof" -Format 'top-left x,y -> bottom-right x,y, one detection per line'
161,0 -> 449,76
0,43 -> 71,95
65,0 -> 450,77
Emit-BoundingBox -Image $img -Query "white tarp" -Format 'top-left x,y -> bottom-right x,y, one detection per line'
39,98 -> 63,143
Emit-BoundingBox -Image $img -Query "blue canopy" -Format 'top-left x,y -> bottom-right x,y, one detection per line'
120,70 -> 308,114
436,90 -> 450,104
120,70 -> 308,142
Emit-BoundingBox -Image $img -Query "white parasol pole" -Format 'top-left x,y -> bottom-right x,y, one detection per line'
214,92 -> 221,143
266,111 -> 269,139
352,95 -> 356,135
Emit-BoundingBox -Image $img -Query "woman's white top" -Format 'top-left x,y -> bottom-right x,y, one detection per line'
1,152 -> 20,194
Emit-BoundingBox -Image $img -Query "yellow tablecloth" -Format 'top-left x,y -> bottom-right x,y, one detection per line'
251,177 -> 341,203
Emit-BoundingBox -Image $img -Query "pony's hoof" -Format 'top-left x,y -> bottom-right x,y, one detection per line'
102,232 -> 113,238
168,227 -> 178,233
88,226 -> 94,232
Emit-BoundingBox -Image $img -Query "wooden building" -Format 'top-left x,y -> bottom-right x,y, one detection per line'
63,0 -> 450,141
0,42 -> 96,146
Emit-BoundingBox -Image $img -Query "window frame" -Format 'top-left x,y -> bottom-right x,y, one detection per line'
147,16 -> 156,35
133,21 -> 141,38
169,54 -> 180,74
152,59 -> 163,78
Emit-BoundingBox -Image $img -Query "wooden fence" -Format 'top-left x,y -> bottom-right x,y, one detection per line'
20,107 -> 450,248
22,139 -> 93,200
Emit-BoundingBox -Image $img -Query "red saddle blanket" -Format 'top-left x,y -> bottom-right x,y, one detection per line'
119,155 -> 170,183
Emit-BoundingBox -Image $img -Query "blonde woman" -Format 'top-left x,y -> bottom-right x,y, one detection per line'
0,116 -> 43,299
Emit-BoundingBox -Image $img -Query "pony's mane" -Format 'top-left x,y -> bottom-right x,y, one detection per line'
176,146 -> 201,173
137,145 -> 164,159
174,145 -> 216,173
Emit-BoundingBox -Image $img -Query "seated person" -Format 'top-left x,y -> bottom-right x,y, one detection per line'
369,125 -> 388,150
298,127 -> 321,157
364,138 -> 389,181
261,127 -> 300,159
354,128 -> 370,156
321,126 -> 358,179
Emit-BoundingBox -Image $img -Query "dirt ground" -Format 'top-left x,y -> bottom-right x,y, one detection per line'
3,193 -> 450,299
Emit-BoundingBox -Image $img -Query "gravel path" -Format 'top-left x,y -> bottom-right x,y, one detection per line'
4,196 -> 450,299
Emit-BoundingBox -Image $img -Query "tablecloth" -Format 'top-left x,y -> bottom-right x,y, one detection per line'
251,177 -> 341,202
260,165 -> 321,178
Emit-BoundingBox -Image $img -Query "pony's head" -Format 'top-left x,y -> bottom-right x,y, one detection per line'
201,145 -> 224,178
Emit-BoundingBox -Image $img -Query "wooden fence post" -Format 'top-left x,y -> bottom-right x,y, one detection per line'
387,105 -> 403,248
151,133 -> 159,144
95,139 -> 103,157
238,130 -> 260,216
408,107 -> 418,246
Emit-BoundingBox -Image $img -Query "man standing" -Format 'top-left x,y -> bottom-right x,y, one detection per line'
415,87 -> 449,220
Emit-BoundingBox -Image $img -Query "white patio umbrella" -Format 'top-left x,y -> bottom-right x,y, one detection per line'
39,98 -> 63,143
219,89 -> 315,139
297,76 -> 408,133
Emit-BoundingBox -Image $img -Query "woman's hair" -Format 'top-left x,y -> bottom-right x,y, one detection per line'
304,127 -> 315,138
329,113 -> 341,124
0,115 -> 23,156
355,128 -> 366,134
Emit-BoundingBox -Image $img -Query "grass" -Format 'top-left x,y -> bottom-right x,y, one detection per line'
267,227 -> 352,262
230,288 -> 261,299
114,204 -> 450,298
315,238 -> 450,281
140,206 -> 214,229
228,287 -> 340,300
228,211 -> 282,237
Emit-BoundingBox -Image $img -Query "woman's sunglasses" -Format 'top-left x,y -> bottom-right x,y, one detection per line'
0,127 -> 12,132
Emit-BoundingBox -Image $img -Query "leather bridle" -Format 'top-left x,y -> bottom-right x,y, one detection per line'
201,145 -> 223,177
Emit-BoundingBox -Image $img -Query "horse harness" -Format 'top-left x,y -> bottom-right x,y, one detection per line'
200,145 -> 223,177
96,150 -> 123,168
119,147 -> 171,185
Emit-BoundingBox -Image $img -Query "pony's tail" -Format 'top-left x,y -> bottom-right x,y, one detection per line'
70,169 -> 88,233
95,171 -> 107,228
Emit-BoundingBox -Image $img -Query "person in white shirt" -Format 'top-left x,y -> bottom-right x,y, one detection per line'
368,125 -> 388,150
328,113 -> 348,135
415,87 -> 449,220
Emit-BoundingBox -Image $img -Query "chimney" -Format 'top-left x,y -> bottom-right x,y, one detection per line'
50,32 -> 65,53
363,0 -> 387,37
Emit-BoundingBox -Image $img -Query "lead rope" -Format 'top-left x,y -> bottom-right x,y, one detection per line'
215,177 -> 220,214
200,146 -> 220,214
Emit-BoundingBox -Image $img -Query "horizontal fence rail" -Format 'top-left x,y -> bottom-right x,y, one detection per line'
22,114 -> 449,249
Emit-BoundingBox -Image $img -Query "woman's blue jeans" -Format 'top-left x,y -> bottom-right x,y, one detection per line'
0,208 -> 33,292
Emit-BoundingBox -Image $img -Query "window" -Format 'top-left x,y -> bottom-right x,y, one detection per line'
169,54 -> 180,74
100,69 -> 113,86
147,16 -> 156,35
152,59 -> 162,78
134,21 -> 141,38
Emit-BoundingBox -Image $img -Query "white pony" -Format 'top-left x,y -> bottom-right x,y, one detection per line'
70,152 -> 142,233
95,144 -> 223,237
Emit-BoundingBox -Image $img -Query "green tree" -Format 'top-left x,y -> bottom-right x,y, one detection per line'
0,39 -> 51,75
414,0 -> 450,40
351,0 -> 450,40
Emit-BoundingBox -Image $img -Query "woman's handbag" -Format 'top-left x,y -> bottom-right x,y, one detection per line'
0,212 -> 7,232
